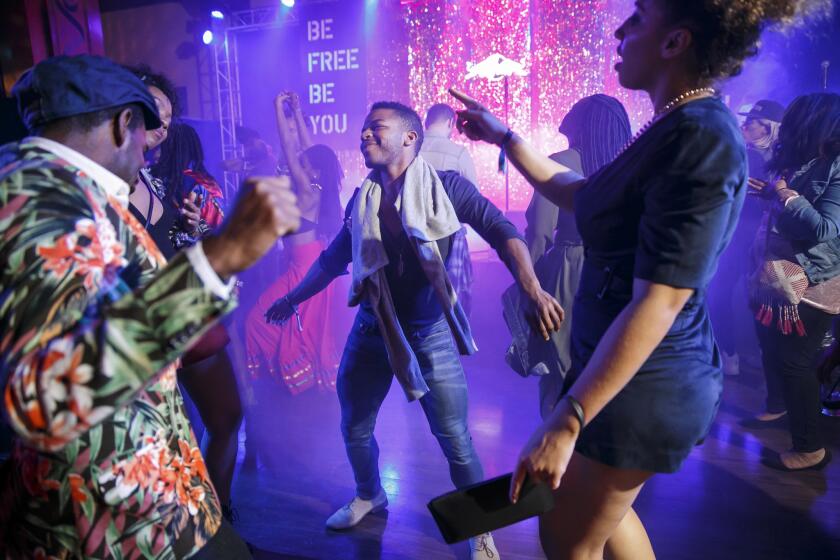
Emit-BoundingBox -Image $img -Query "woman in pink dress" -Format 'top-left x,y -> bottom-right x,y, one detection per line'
245,91 -> 343,395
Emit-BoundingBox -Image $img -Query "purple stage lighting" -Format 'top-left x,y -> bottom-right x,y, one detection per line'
202,30 -> 214,45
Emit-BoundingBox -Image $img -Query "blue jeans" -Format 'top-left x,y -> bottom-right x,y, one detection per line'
337,311 -> 485,499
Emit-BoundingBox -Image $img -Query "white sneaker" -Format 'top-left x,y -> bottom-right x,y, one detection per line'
325,490 -> 388,530
470,532 -> 499,559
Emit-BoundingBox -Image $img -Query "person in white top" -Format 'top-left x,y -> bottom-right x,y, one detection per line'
421,103 -> 479,315
421,103 -> 478,185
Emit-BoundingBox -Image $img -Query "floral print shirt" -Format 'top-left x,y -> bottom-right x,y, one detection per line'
0,141 -> 235,559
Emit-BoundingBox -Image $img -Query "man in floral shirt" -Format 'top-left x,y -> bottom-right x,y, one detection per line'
0,55 -> 300,559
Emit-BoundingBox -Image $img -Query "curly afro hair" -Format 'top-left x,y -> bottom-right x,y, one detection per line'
660,0 -> 825,82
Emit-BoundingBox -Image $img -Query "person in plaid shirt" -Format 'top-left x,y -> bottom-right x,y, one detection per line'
421,103 -> 479,316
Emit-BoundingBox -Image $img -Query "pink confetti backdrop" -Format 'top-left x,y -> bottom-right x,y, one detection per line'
400,0 -> 652,211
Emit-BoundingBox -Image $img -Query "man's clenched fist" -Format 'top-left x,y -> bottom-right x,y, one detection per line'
204,176 -> 300,278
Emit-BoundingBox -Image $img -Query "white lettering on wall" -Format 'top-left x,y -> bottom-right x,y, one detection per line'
306,49 -> 360,73
309,114 -> 348,134
309,82 -> 336,104
307,18 -> 334,41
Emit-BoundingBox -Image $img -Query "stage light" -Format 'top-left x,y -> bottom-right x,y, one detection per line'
210,10 -> 224,19
365,0 -> 378,35
281,0 -> 295,7
202,30 -> 214,45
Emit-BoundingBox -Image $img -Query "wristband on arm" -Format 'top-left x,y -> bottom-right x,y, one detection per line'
497,129 -> 514,174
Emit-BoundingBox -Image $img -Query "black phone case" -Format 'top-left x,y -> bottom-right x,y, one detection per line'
426,472 -> 555,544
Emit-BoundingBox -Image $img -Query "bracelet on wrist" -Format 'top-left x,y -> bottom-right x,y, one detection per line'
564,394 -> 586,431
776,187 -> 798,201
497,129 -> 514,174
283,296 -> 304,332
499,128 -> 514,147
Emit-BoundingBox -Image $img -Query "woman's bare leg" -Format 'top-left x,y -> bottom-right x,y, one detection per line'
539,451 -> 654,560
179,349 -> 243,506
604,507 -> 655,560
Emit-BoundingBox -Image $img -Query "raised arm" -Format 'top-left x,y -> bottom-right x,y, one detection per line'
289,91 -> 314,150
449,88 -> 586,211
274,92 -> 310,192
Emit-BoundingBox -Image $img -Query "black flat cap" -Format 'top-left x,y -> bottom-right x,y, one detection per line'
738,100 -> 785,123
12,54 -> 162,132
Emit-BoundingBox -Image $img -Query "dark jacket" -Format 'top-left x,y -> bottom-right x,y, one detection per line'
777,154 -> 840,283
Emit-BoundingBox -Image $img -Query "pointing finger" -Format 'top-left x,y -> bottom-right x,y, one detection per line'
449,87 -> 480,109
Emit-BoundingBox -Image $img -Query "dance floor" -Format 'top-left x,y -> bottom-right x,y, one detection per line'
230,259 -> 840,560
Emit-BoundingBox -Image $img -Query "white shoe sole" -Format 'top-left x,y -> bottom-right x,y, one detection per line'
325,497 -> 388,531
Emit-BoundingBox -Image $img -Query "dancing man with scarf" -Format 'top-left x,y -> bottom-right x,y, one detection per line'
266,101 -> 562,560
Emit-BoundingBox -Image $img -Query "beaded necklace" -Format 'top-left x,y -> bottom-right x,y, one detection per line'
617,87 -> 716,157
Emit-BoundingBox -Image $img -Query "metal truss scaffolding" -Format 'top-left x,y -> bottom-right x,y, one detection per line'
213,8 -> 301,199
